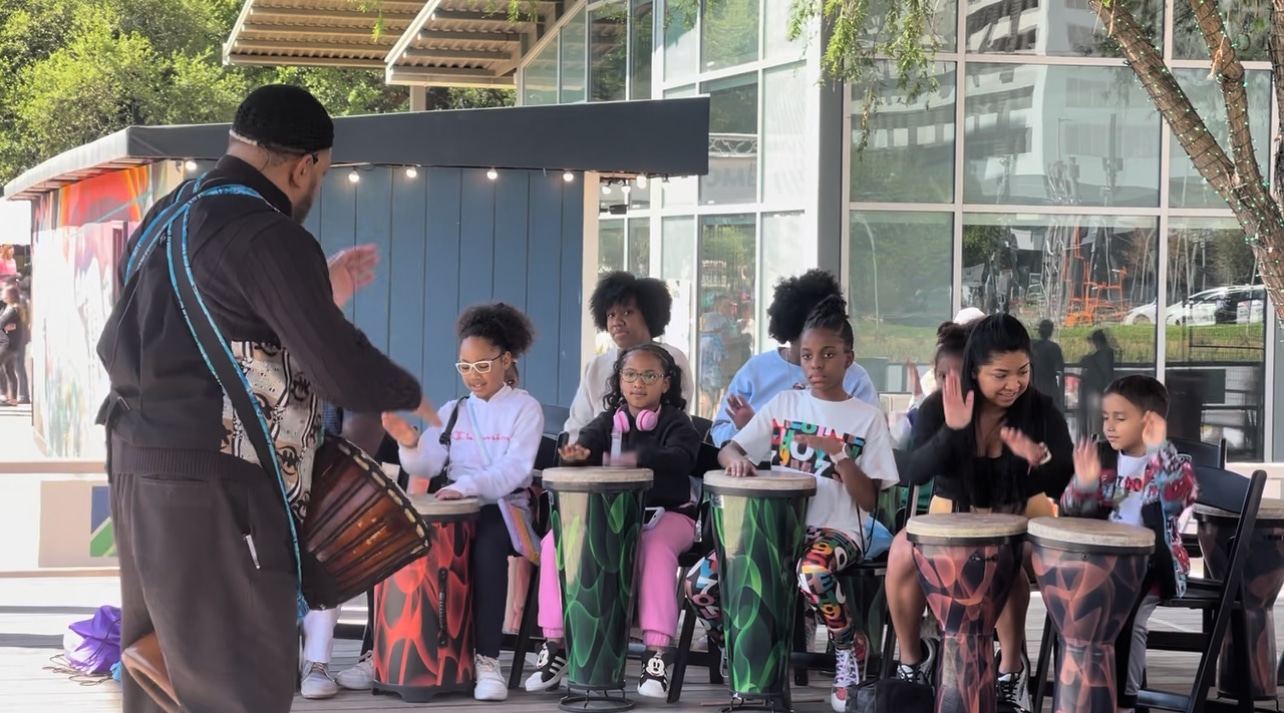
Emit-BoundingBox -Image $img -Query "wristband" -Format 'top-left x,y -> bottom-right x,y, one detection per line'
832,449 -> 851,464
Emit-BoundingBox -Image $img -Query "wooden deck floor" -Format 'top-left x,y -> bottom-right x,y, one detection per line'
3,575 -> 1281,713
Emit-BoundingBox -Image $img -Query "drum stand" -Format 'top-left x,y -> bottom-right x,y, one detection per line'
710,686 -> 794,713
559,684 -> 634,713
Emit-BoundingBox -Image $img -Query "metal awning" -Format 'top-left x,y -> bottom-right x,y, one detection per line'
223,0 -> 424,69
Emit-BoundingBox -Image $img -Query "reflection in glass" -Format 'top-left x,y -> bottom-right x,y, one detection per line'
560,8 -> 587,103
850,62 -> 956,204
1169,69 -> 1272,209
764,0 -> 804,59
762,64 -> 807,205
663,0 -> 698,81
961,213 -> 1157,439
702,0 -> 759,70
589,1 -> 628,102
697,215 -> 757,419
1174,1 -> 1270,61
661,216 -> 697,370
964,0 -> 1161,56
761,213 -> 811,348
630,218 -> 652,276
1166,218 -> 1265,460
962,64 -> 1161,207
866,0 -> 958,52
702,74 -> 759,206
599,220 -> 626,274
630,0 -> 653,99
523,41 -> 559,105
847,211 -> 953,394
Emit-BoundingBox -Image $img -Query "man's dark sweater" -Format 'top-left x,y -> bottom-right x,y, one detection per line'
98,156 -> 422,510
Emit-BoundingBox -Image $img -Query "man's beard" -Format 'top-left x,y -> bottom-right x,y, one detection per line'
292,177 -> 320,223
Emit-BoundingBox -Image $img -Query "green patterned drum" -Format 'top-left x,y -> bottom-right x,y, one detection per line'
705,471 -> 816,701
543,467 -> 654,694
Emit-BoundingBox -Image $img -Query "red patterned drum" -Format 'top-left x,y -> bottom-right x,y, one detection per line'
373,495 -> 480,702
1195,498 -> 1284,700
1029,517 -> 1153,713
907,513 -> 1028,713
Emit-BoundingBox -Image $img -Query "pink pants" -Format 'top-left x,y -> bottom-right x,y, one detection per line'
539,511 -> 696,648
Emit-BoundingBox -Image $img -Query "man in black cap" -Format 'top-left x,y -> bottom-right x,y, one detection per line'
97,84 -> 438,713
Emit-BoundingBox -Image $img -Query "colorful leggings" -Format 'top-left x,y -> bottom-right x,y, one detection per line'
683,527 -> 866,653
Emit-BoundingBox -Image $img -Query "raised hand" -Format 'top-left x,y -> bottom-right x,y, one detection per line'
726,394 -> 755,429
794,434 -> 845,457
1142,411 -> 1168,450
906,359 -> 923,397
327,244 -> 378,308
942,371 -> 974,430
559,443 -> 592,464
381,412 -> 419,448
1000,426 -> 1047,465
1073,440 -> 1101,488
725,457 -> 757,478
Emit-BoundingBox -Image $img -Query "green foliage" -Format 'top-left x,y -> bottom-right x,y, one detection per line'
0,0 -> 514,186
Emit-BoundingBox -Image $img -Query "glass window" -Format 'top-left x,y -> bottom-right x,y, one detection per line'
702,74 -> 759,206
560,8 -> 587,103
661,85 -> 699,207
523,41 -> 559,106
763,0 -> 803,60
847,211 -> 953,395
589,1 -> 628,102
696,214 -> 757,419
762,212 -> 811,347
1166,217 -> 1265,461
965,0 -> 1161,56
961,213 -> 1158,440
962,63 -> 1161,207
599,219 -> 626,273
1169,69 -> 1272,209
1174,4 -> 1270,61
851,61 -> 956,204
865,0 -> 957,53
701,0 -> 759,71
663,0 -> 698,81
661,216 -> 697,368
628,175 -> 652,210
762,63 -> 807,205
628,217 -> 652,276
630,0 -> 654,99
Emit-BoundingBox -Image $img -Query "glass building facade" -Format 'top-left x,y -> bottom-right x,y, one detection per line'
516,0 -> 1277,461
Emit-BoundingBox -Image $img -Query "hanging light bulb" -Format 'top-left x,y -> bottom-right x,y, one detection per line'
635,175 -> 648,189
405,166 -> 418,178
563,171 -> 574,183
183,160 -> 198,172
622,185 -> 632,196
487,168 -> 498,180
348,168 -> 360,184
602,184 -> 612,195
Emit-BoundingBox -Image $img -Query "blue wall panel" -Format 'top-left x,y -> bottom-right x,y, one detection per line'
306,166 -> 582,413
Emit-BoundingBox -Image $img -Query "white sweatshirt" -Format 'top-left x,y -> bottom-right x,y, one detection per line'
399,386 -> 545,504
564,342 -> 694,442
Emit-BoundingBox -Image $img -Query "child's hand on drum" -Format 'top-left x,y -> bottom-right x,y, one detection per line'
559,443 -> 592,464
725,457 -> 757,478
726,394 -> 755,429
1142,411 -> 1167,450
381,412 -> 419,448
1073,440 -> 1100,488
436,488 -> 464,500
942,371 -> 974,430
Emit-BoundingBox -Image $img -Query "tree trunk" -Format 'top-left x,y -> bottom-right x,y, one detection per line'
1093,0 -> 1284,322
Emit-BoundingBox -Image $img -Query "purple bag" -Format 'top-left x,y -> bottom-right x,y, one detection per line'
63,605 -> 122,675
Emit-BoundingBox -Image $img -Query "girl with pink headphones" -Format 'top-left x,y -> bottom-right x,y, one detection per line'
525,343 -> 701,699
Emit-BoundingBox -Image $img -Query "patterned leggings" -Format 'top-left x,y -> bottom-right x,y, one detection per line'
683,527 -> 866,654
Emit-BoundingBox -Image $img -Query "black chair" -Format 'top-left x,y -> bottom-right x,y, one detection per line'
694,441 -> 722,479
1170,436 -> 1227,468
692,415 -> 713,443
1031,465 -> 1267,713
541,404 -> 571,436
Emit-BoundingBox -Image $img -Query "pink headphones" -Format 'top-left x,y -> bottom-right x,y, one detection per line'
614,406 -> 660,433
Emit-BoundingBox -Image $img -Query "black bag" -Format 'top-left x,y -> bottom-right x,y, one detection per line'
850,679 -> 934,713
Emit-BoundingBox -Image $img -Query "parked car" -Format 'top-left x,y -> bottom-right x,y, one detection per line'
1123,285 -> 1265,326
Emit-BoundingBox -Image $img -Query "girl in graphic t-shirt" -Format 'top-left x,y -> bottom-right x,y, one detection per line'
382,302 -> 544,704
683,295 -> 901,713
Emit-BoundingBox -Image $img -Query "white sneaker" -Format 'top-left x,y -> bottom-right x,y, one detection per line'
996,652 -> 1032,712
336,651 -> 374,690
474,653 -> 508,701
300,661 -> 339,699
830,648 -> 860,713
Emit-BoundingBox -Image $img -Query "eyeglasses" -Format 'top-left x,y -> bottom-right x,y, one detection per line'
620,369 -> 663,385
456,355 -> 503,375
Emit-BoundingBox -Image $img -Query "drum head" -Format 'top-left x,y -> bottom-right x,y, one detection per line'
1195,497 -> 1284,521
704,470 -> 818,497
542,467 -> 653,491
905,513 -> 1028,541
409,494 -> 482,519
1027,516 -> 1154,553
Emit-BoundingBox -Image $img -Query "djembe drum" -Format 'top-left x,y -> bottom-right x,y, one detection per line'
1195,498 -> 1284,700
372,495 -> 480,702
1028,517 -> 1154,713
906,513 -> 1027,713
704,471 -> 817,712
543,467 -> 654,712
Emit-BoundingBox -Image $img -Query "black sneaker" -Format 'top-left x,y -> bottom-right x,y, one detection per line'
637,650 -> 674,699
895,637 -> 938,686
523,642 -> 567,692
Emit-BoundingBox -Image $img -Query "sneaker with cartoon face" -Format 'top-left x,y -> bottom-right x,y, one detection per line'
637,650 -> 674,699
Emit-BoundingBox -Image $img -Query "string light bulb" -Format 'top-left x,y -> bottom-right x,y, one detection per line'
183,160 -> 198,172
602,184 -> 612,195
347,169 -> 360,184
405,166 -> 418,178
636,175 -> 648,189
563,171 -> 574,183
487,168 -> 498,180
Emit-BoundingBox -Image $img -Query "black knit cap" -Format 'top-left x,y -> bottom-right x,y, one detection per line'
231,84 -> 334,154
